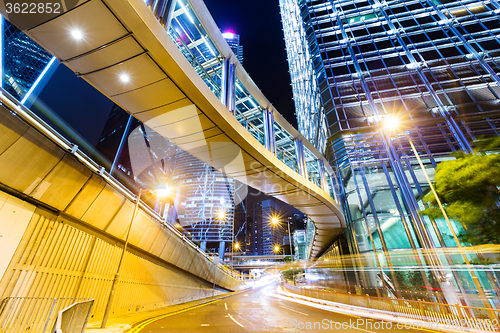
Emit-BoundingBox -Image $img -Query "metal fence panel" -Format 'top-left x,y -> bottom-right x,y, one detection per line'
52,300 -> 94,333
0,297 -> 92,333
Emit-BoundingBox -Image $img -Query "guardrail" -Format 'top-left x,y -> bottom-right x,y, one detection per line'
0,297 -> 92,333
52,300 -> 94,333
0,87 -> 242,281
284,284 -> 500,332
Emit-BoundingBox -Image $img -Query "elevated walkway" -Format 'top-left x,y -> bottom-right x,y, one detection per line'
1,0 -> 345,258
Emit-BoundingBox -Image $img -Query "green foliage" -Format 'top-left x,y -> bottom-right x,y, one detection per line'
281,268 -> 304,281
420,137 -> 500,245
393,270 -> 437,294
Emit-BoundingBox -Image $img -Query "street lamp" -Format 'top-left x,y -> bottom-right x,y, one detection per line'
101,187 -> 169,328
383,116 -> 494,313
271,217 -> 279,226
271,216 -> 294,261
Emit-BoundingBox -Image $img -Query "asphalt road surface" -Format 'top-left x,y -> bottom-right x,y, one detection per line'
129,283 -> 440,333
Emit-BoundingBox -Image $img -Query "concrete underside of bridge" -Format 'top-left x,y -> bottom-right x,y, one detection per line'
0,105 -> 240,321
0,0 -> 345,258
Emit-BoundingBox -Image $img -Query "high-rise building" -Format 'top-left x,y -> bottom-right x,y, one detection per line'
280,0 -> 500,289
96,104 -> 237,258
222,32 -> 244,64
173,149 -> 235,256
1,18 -> 53,100
261,199 -> 285,255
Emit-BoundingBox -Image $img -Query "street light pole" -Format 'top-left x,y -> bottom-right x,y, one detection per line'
231,215 -> 234,271
101,188 -> 142,328
287,220 -> 293,261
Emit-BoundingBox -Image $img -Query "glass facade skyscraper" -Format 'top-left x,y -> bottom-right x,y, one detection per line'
1,18 -> 52,100
280,0 -> 500,295
222,32 -> 244,65
173,149 -> 235,254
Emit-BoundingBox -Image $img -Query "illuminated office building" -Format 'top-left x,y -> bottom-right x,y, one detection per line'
96,105 -> 237,258
1,18 -> 53,100
173,149 -> 236,257
222,32 -> 244,65
261,200 -> 285,255
280,0 -> 500,273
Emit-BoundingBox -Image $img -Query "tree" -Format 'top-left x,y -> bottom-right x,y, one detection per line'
420,137 -> 500,245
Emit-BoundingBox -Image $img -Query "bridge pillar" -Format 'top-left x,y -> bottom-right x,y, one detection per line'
146,0 -> 177,28
317,159 -> 328,192
263,108 -> 276,154
294,139 -> 307,178
218,242 -> 225,260
220,58 -> 236,114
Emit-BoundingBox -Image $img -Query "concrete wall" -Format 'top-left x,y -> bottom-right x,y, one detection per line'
0,105 -> 240,320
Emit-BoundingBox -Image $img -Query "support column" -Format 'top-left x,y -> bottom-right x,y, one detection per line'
150,0 -> 177,28
200,241 -> 207,252
219,58 -> 236,114
263,108 -> 276,154
317,159 -> 328,192
329,175 -> 340,204
220,58 -> 229,107
218,241 -> 225,260
295,139 -> 307,178
227,63 -> 236,114
111,115 -> 133,175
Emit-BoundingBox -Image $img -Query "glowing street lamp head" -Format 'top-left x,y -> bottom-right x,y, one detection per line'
71,29 -> 83,40
271,217 -> 279,226
383,116 -> 400,131
156,187 -> 170,197
218,211 -> 225,219
234,242 -> 240,250
273,245 -> 280,253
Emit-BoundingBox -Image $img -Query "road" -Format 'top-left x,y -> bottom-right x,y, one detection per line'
128,282 -> 440,333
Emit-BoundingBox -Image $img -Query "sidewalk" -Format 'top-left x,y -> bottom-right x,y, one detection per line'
85,292 -> 238,333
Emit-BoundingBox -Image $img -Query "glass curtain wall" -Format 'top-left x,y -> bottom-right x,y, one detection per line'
280,0 -> 500,303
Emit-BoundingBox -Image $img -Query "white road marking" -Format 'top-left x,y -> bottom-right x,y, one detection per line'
279,305 -> 309,316
263,287 -> 379,333
201,324 -> 210,326
227,313 -> 245,328
224,303 -> 228,310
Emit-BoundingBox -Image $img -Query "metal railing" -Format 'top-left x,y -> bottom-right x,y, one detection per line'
284,284 -> 500,332
52,300 -> 93,333
0,297 -> 92,333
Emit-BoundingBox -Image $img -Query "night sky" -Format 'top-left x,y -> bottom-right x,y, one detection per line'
203,0 -> 296,127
